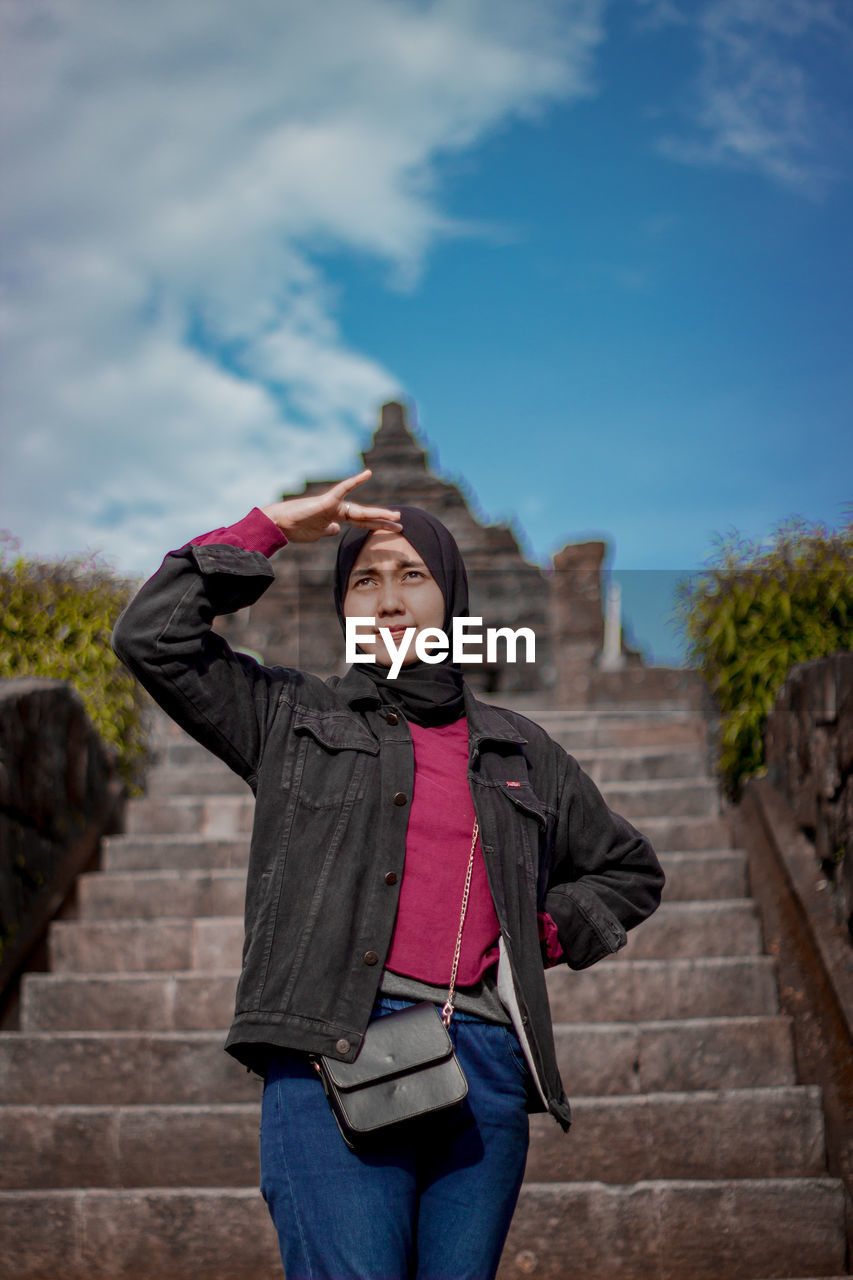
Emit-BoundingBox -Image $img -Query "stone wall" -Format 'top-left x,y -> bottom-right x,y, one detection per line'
0,678 -> 124,996
548,540 -> 606,702
764,651 -> 853,943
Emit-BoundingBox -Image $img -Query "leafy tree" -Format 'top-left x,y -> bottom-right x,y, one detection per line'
0,533 -> 149,788
677,516 -> 853,798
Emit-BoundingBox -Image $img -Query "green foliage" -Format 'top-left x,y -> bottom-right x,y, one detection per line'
677,516 -> 853,799
0,533 -> 149,789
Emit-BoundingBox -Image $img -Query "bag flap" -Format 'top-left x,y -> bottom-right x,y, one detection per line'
324,1003 -> 452,1090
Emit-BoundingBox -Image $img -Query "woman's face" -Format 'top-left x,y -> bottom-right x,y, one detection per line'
342,531 -> 446,667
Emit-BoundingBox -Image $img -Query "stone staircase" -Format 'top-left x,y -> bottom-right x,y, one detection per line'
1,698 -> 849,1279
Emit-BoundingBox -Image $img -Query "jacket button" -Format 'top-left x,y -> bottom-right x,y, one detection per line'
384,872 -> 398,885
385,711 -> 399,725
335,1038 -> 350,1054
363,950 -> 379,965
393,792 -> 407,806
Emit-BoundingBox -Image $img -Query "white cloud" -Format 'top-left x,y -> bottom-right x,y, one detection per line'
0,0 -> 605,571
649,0 -> 850,191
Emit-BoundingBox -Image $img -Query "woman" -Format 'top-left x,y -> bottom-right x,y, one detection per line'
112,469 -> 664,1280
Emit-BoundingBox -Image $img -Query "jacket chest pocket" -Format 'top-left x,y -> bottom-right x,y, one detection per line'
286,708 -> 379,810
500,783 -> 549,830
497,782 -> 552,894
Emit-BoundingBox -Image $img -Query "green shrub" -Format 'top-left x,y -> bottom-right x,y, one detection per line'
0,533 -> 149,789
677,516 -> 853,799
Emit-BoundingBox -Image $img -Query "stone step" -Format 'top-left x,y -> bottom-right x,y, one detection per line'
21,971 -> 241,1031
553,1016 -> 796,1095
618,899 -> 763,959
146,764 -> 249,797
101,829 -> 740,879
113,812 -> 736,864
22,956 -> 781,1032
125,795 -> 254,837
154,738 -> 215,767
0,1017 -> 796,1104
576,746 -> 711,783
501,1178 -> 848,1280
545,955 -> 779,1022
124,777 -> 721,835
532,717 -> 709,752
108,820 -> 734,879
144,744 -> 715,794
6,692 -> 848,1280
47,917 -> 241,973
156,731 -> 715,778
0,1032 -> 256,1105
147,706 -> 701,752
121,773 -> 717,844
102,834 -> 250,871
78,868 -> 248,918
0,1086 -> 826,1190
528,1085 -> 828,1182
148,700 -> 709,740
631,814 -> 732,851
599,778 -> 720,820
151,737 -> 208,762
660,850 -> 748,900
47,900 -> 762,974
501,699 -> 699,717
1,1179 -> 846,1280
75,850 -> 749,921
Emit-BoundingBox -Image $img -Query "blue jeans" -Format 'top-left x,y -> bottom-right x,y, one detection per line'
260,997 -> 530,1279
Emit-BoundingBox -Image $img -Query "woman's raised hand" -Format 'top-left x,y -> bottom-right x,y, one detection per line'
261,470 -> 402,543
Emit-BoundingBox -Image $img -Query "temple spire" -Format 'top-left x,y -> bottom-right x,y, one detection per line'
361,401 -> 428,473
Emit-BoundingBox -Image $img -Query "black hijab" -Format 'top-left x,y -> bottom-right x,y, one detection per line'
334,506 -> 468,726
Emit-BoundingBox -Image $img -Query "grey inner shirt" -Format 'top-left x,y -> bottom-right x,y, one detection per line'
379,966 -> 511,1025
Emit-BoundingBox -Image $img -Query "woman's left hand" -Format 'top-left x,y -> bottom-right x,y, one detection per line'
261,470 -> 402,543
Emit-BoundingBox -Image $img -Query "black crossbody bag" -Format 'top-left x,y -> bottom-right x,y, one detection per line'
312,822 -> 479,1150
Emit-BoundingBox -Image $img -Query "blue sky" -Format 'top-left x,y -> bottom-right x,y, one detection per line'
1,0 -> 851,663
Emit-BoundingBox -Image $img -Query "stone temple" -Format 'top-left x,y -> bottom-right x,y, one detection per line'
216,401 -> 689,705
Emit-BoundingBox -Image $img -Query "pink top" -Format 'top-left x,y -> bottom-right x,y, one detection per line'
184,509 -> 564,974
385,718 -> 500,986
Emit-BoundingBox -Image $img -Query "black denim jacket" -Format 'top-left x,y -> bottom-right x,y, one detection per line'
112,541 -> 665,1129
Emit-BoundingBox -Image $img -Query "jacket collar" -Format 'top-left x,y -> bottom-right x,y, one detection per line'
335,664 -> 383,710
463,685 -> 528,754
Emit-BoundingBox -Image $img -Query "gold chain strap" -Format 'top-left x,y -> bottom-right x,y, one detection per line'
441,820 -> 479,1028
